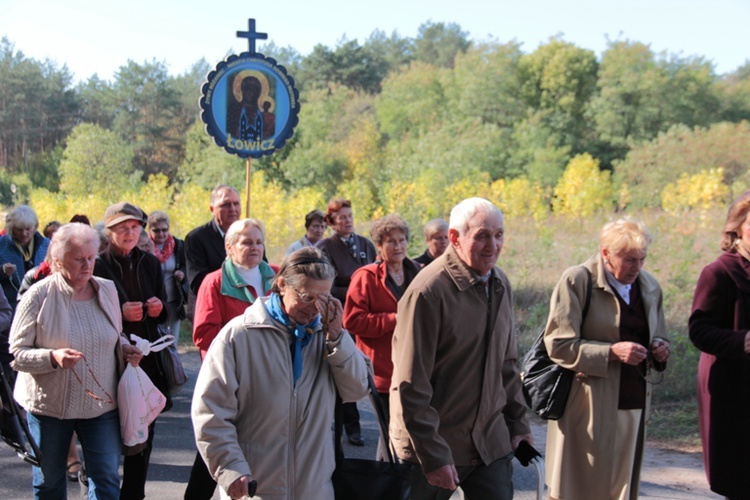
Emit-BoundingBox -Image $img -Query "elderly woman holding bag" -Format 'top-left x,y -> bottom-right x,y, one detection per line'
94,202 -> 168,500
543,219 -> 670,500
10,223 -> 142,499
192,247 -> 369,499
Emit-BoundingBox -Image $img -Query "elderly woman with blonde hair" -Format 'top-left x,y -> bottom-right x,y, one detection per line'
543,218 -> 670,500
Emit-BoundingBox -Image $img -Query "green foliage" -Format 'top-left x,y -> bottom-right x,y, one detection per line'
615,121 -> 750,208
413,21 -> 471,69
58,123 -> 142,200
375,62 -> 449,138
0,37 -> 80,174
178,121 -> 246,189
553,153 -> 613,215
519,38 -> 598,154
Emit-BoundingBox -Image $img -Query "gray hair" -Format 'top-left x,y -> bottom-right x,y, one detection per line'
423,218 -> 448,240
147,210 -> 170,228
5,205 -> 39,234
210,185 -> 239,207
599,218 -> 653,255
449,198 -> 502,236
49,223 -> 100,264
272,247 -> 336,293
225,218 -> 266,247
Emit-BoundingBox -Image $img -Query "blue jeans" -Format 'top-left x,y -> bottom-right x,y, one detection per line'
28,409 -> 121,500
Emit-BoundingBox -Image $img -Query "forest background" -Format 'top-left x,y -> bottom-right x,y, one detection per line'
2,22 -> 750,447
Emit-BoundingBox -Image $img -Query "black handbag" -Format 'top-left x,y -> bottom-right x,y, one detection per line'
332,375 -> 413,500
521,267 -> 591,420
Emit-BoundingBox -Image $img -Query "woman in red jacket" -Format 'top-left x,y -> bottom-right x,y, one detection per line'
193,218 -> 278,359
344,214 -> 420,455
188,218 -> 277,499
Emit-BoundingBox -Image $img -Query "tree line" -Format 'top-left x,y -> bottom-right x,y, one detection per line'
1,22 -> 749,218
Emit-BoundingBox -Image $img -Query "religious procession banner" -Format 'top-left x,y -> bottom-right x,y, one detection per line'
200,21 -> 300,158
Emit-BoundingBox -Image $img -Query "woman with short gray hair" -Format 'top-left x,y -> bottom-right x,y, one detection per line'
11,222 -> 142,499
0,205 -> 50,308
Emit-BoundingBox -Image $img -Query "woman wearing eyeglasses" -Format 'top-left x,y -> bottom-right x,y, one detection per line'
147,211 -> 188,340
192,247 -> 369,499
94,202 -> 169,500
185,218 -> 278,500
10,223 -> 143,499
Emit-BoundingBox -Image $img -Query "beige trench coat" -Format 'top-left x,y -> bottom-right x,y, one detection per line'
543,254 -> 667,500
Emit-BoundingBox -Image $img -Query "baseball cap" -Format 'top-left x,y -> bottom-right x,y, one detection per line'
104,202 -> 146,229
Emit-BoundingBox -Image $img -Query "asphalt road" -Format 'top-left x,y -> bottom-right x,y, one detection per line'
0,348 -> 715,499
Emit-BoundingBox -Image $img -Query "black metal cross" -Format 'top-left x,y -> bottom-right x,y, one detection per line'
237,19 -> 268,54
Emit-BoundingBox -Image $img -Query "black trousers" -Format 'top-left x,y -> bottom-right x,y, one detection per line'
184,450 -> 217,500
120,421 -> 156,500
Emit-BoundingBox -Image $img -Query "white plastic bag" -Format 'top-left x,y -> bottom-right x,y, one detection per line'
118,363 -> 166,446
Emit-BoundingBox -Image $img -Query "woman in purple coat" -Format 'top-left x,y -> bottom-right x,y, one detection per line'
689,189 -> 750,499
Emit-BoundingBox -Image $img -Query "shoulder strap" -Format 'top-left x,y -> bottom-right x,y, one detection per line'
581,267 -> 592,323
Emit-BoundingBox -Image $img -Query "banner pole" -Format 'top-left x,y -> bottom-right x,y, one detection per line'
245,157 -> 252,217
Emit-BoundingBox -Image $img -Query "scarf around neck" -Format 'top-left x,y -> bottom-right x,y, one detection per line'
266,293 -> 320,385
153,235 -> 175,264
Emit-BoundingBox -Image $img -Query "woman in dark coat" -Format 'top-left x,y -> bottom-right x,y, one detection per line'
94,202 -> 169,500
689,190 -> 750,499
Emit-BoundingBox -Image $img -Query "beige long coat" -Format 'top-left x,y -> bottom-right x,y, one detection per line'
543,254 -> 667,500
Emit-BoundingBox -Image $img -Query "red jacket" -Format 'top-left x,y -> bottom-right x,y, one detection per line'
344,260 -> 419,393
193,261 -> 277,360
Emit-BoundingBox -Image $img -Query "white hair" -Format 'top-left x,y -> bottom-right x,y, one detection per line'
449,198 -> 502,235
49,223 -> 99,263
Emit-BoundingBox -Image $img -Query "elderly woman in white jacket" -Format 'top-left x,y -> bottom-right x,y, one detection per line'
192,247 -> 369,500
11,223 -> 142,499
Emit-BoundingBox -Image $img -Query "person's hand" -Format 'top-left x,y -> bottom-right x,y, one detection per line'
227,474 -> 253,499
610,341 -> 648,365
122,301 -> 144,322
745,332 -> 750,354
650,338 -> 670,363
512,433 -> 534,450
51,348 -> 83,369
317,294 -> 343,341
174,270 -> 185,282
2,262 -> 16,277
425,464 -> 459,491
145,297 -> 163,317
122,343 -> 143,366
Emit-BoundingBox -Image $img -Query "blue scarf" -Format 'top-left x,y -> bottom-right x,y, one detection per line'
266,293 -> 320,385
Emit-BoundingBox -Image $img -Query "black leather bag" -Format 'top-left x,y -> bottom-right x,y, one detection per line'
332,375 -> 412,500
521,268 -> 591,420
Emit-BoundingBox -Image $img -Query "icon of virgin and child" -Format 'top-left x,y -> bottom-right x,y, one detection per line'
226,70 -> 276,141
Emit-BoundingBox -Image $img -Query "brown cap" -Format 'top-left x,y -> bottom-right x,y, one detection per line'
104,202 -> 146,229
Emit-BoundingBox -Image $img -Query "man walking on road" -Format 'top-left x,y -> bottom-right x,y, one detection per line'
390,197 -> 533,499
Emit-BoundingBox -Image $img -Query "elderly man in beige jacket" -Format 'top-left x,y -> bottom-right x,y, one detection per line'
390,198 -> 532,499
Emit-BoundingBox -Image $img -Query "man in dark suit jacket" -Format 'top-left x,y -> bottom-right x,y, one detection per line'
184,185 -> 241,500
185,186 -> 241,306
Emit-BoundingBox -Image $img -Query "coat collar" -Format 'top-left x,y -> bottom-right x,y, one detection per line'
443,245 -> 504,295
220,258 -> 275,303
587,253 -> 660,300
